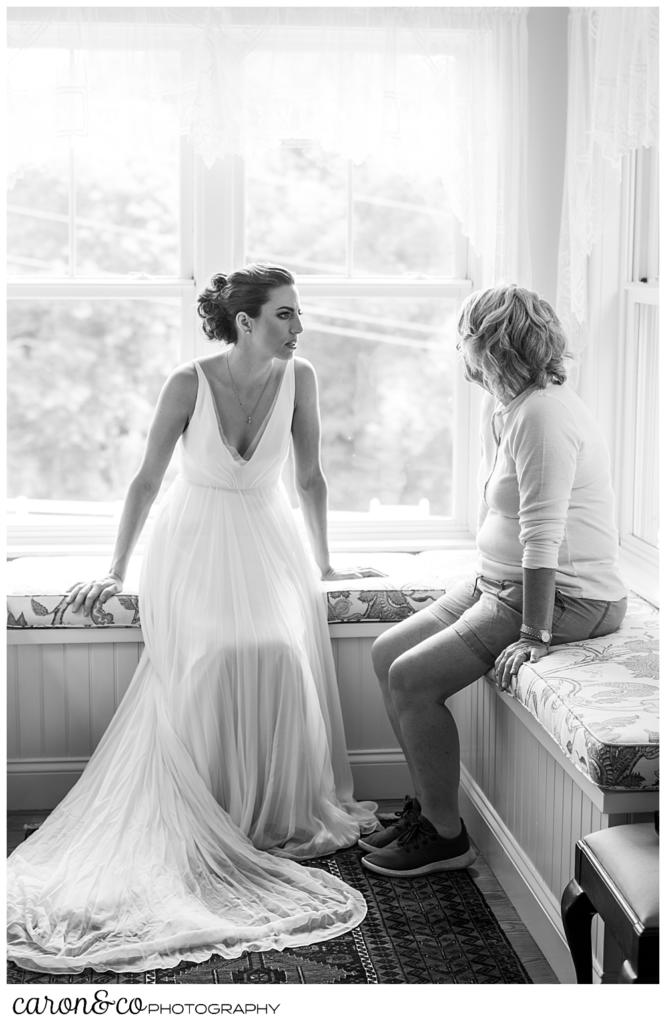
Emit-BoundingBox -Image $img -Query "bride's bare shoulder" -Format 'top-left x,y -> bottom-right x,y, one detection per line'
294,356 -> 317,385
156,361 -> 200,417
166,360 -> 198,385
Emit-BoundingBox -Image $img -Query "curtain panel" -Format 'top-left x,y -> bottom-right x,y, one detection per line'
8,6 -> 531,286
556,6 -> 659,345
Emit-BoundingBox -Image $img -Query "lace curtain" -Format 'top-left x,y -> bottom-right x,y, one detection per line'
8,6 -> 530,286
557,6 -> 659,344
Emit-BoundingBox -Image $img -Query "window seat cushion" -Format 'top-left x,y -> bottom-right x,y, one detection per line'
6,554 -> 658,792
5,551 -> 474,628
508,591 -> 659,792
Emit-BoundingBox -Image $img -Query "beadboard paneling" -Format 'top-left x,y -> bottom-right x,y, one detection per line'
8,637 -> 144,764
331,634 -> 397,752
7,631 -> 403,807
64,643 -> 95,756
42,645 -> 68,756
7,643 -> 21,759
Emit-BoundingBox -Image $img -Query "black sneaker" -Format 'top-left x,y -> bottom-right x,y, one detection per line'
357,795 -> 421,853
361,815 -> 476,876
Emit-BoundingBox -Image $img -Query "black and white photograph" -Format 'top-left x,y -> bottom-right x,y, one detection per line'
5,2 -> 659,1014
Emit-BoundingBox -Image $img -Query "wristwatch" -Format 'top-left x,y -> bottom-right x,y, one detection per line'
520,625 -> 552,645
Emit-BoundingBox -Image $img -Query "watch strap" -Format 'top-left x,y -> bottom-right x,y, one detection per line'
520,624 -> 552,645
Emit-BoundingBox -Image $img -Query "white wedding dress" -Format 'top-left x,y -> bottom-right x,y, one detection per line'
7,357 -> 377,975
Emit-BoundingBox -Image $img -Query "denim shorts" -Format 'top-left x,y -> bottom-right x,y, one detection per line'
427,575 -> 627,666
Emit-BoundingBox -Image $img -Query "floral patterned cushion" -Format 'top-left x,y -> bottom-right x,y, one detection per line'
6,551 -> 473,628
6,555 -> 658,792
323,550 -> 472,623
6,557 -> 143,629
511,593 -> 659,791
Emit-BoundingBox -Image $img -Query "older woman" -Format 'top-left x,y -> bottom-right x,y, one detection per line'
361,285 -> 627,878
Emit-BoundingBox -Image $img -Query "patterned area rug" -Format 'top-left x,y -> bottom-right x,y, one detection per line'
7,845 -> 531,985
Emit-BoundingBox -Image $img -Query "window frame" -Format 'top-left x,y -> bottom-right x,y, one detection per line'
614,149 -> 659,594
7,12 -> 480,556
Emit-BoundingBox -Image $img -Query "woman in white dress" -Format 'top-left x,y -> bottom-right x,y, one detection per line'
7,264 -> 379,976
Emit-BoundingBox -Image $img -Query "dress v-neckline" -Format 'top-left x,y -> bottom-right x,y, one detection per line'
196,359 -> 288,465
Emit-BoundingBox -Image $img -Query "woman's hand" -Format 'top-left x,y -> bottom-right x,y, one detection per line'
321,566 -> 388,581
65,575 -> 124,617
494,638 -> 549,692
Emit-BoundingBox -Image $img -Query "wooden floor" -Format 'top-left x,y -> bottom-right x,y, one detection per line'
7,807 -> 558,984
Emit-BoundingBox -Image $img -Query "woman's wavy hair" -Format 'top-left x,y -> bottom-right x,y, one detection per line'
197,264 -> 295,343
457,285 -> 569,397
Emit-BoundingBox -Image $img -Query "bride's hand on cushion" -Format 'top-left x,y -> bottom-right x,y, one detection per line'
65,575 -> 124,616
321,566 -> 388,581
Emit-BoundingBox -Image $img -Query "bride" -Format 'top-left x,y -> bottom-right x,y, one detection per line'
7,264 -> 380,976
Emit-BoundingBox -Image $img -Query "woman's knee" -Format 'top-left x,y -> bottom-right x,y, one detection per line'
387,643 -> 474,711
371,630 -> 399,685
387,651 -> 434,710
371,614 -> 442,684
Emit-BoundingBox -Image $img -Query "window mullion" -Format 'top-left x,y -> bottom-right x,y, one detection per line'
7,281 -> 194,300
66,48 -> 78,278
68,138 -> 77,278
455,219 -> 469,280
346,160 -> 354,277
178,126 -> 197,362
179,142 -> 195,282
232,154 -> 246,268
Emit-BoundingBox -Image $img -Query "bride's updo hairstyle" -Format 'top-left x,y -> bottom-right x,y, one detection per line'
457,284 -> 569,398
197,264 -> 295,343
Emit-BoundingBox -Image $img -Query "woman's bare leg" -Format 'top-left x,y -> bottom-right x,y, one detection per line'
385,629 -> 491,836
371,610 -> 447,792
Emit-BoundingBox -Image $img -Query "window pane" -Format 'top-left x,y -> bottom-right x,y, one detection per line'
74,51 -> 181,276
8,299 -> 181,501
8,50 -> 71,276
8,48 -> 181,278
246,144 -> 348,275
303,297 -> 457,515
352,159 -> 460,277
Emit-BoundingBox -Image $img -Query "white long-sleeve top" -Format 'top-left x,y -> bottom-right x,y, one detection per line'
476,383 -> 626,600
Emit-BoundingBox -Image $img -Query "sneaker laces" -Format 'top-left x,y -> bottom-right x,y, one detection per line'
395,795 -> 421,821
396,815 -> 437,847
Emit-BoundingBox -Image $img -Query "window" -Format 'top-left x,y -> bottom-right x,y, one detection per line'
7,10 -> 477,555
8,48 -> 182,279
8,26 -> 196,551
